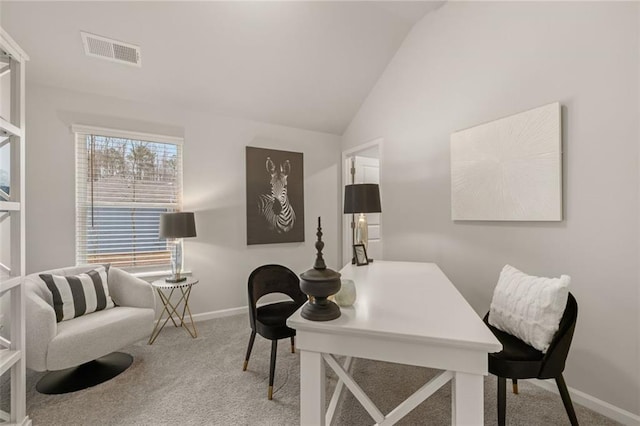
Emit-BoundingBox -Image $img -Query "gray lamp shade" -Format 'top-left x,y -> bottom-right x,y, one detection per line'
159,212 -> 197,239
343,184 -> 382,214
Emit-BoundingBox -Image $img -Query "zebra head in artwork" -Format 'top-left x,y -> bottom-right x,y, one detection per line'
258,157 -> 296,233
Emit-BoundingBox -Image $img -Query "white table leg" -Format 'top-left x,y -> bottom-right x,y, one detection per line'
300,350 -> 326,426
452,372 -> 484,425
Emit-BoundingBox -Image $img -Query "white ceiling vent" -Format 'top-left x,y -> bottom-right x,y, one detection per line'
81,32 -> 141,67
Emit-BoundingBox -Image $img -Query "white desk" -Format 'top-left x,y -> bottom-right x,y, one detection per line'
287,261 -> 501,425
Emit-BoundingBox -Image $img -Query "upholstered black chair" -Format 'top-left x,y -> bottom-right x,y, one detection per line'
484,293 -> 579,426
243,264 -> 307,400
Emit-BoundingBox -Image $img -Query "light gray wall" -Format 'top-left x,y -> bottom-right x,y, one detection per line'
26,84 -> 342,316
342,1 -> 640,415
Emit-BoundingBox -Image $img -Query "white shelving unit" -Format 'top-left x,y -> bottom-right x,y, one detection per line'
0,26 -> 30,426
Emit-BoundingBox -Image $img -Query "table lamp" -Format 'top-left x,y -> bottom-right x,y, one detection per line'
343,183 -> 381,263
160,212 -> 197,283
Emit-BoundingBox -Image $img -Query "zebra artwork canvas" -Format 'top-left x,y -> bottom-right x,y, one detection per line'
246,147 -> 304,245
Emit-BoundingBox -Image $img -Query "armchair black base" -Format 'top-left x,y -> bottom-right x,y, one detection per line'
36,352 -> 133,395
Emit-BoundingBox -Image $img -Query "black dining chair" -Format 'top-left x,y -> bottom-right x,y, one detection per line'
243,264 -> 307,400
484,293 -> 579,426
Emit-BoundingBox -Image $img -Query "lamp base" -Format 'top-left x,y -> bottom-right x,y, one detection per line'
356,214 -> 368,250
165,276 -> 187,283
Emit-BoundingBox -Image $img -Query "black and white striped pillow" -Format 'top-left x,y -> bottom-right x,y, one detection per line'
40,266 -> 115,322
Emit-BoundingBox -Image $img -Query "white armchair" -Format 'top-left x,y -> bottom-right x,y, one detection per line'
25,264 -> 155,394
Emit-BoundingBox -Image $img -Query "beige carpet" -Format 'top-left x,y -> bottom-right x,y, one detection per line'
21,314 -> 619,425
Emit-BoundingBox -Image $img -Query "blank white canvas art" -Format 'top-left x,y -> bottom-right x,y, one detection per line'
451,102 -> 562,221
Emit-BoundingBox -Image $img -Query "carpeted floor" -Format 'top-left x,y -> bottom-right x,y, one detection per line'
21,314 -> 618,425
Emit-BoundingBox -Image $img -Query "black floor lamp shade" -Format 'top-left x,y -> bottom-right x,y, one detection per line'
160,212 -> 197,239
344,184 -> 382,214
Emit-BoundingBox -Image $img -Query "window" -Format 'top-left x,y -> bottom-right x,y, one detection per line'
74,126 -> 183,269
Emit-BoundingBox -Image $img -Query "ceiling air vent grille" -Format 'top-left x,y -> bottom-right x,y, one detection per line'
81,32 -> 141,67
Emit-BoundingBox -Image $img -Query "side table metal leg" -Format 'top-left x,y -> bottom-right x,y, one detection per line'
148,279 -> 200,344
166,288 -> 179,327
163,290 -> 185,325
179,286 -> 197,338
149,289 -> 176,344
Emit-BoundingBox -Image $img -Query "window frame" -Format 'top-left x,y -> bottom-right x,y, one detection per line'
72,124 -> 184,273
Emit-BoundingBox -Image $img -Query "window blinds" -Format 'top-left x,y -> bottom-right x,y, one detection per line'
74,126 -> 183,269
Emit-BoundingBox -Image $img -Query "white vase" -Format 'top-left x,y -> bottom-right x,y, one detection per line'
335,279 -> 356,307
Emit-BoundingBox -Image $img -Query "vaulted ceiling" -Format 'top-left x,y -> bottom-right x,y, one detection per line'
1,1 -> 443,134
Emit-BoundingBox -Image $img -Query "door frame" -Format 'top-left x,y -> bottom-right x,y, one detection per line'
340,138 -> 383,266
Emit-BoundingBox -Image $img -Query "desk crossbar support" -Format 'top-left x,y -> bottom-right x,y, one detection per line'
380,370 -> 453,426
323,353 -> 454,426
323,354 -> 385,423
326,356 -> 353,425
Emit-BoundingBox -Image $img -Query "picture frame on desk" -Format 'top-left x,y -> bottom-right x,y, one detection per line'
353,244 -> 368,266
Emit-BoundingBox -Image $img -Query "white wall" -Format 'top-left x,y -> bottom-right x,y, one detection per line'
342,1 -> 640,416
26,84 -> 342,316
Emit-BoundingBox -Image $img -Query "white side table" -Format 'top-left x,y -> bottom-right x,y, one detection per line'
148,277 -> 199,344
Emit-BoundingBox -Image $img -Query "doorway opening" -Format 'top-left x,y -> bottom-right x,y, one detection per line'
341,139 -> 382,266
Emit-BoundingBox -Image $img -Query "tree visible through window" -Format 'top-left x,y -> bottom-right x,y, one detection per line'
75,128 -> 183,269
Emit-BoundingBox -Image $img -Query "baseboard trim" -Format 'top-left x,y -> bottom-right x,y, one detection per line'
187,299 -> 290,323
155,299 -> 290,324
528,379 -> 640,425
190,306 -> 246,322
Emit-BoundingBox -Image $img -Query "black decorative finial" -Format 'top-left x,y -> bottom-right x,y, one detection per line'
299,215 -> 342,321
314,216 -> 326,270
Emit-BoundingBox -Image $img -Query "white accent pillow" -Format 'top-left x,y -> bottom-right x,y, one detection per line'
488,265 -> 570,353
